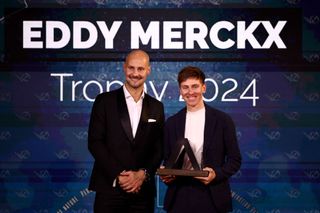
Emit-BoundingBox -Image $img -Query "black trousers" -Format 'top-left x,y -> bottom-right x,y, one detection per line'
167,178 -> 220,213
94,188 -> 154,213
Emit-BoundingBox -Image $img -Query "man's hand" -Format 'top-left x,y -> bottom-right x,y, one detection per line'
159,166 -> 176,184
194,167 -> 216,185
118,170 -> 146,193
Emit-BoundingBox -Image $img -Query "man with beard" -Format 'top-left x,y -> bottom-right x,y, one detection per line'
160,66 -> 241,213
88,50 -> 164,213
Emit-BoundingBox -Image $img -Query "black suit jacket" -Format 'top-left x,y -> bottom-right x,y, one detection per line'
88,87 -> 164,196
163,104 -> 241,212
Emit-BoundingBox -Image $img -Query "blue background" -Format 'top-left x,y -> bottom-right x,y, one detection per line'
0,0 -> 320,213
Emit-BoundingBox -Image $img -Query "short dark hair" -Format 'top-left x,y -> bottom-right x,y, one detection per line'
177,66 -> 206,86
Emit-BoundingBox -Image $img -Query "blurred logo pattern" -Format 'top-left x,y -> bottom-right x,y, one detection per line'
0,1 -> 319,213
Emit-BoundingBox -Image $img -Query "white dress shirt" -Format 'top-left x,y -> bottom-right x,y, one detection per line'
123,85 -> 144,138
183,107 -> 206,169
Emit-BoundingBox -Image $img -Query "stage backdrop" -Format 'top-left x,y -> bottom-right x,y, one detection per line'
0,1 -> 319,213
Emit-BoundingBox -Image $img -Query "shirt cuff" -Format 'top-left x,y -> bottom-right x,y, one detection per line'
112,177 -> 117,187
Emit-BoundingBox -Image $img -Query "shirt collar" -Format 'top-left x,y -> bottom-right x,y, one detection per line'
123,85 -> 145,100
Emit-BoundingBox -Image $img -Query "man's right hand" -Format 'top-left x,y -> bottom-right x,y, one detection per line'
118,170 -> 145,193
159,166 -> 176,184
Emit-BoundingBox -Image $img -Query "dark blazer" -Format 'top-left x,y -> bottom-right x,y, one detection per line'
88,87 -> 164,197
163,104 -> 241,212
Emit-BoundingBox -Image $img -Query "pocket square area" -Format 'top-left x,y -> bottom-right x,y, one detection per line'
148,119 -> 157,122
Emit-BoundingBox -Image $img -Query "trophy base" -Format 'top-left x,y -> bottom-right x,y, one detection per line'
156,168 -> 209,177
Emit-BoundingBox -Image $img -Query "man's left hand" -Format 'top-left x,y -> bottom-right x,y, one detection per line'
118,170 -> 146,193
194,167 -> 216,185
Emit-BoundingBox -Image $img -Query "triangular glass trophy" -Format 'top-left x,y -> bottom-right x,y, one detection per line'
157,138 -> 209,177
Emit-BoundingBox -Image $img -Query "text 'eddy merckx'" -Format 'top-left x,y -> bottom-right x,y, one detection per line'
23,20 -> 287,50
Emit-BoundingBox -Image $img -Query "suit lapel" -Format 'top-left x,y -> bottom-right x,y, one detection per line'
117,87 -> 134,142
203,104 -> 217,153
175,108 -> 187,141
134,95 -> 149,140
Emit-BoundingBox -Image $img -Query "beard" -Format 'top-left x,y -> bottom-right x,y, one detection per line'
126,75 -> 144,89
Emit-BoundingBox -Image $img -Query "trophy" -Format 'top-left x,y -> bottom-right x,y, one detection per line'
157,138 -> 209,177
